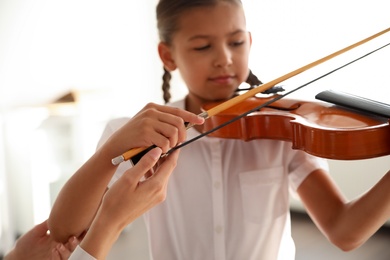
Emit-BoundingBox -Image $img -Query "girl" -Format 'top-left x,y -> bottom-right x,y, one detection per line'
50,1 -> 390,259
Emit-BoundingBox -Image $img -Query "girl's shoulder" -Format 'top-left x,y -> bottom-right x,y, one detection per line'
98,117 -> 131,148
167,98 -> 185,109
106,117 -> 131,130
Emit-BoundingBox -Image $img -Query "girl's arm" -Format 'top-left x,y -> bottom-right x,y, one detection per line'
298,168 -> 390,251
48,144 -> 116,243
48,103 -> 204,243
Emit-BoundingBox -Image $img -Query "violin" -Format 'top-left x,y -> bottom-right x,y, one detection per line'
201,95 -> 390,160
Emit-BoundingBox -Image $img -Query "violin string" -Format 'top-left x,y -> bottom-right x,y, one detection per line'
164,41 -> 390,156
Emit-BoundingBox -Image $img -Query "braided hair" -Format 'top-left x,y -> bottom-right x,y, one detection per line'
162,67 -> 172,104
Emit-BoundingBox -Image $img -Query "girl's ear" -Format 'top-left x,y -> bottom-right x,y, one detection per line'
158,42 -> 177,71
248,31 -> 252,47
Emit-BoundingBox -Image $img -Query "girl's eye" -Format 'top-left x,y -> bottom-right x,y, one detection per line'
193,45 -> 210,51
230,41 -> 244,47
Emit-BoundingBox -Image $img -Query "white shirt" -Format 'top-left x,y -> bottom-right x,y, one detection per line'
69,246 -> 96,260
98,99 -> 329,260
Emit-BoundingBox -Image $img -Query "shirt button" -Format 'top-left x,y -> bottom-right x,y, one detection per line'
215,225 -> 223,234
214,181 -> 221,189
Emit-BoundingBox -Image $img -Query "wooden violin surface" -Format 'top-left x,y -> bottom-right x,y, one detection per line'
202,97 -> 390,160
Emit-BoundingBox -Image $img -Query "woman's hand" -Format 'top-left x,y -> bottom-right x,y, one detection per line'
4,220 -> 80,260
78,147 -> 179,259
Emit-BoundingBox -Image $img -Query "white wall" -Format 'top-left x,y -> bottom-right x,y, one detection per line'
0,0 -> 390,254
0,0 -> 166,111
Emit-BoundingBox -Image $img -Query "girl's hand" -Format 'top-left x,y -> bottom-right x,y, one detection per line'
103,103 -> 204,156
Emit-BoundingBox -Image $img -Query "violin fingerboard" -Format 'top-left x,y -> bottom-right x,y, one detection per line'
315,89 -> 390,118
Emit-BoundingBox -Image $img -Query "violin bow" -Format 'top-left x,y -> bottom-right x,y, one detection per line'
112,26 -> 390,166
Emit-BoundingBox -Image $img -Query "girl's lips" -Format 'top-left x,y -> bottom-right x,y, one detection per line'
210,75 -> 235,84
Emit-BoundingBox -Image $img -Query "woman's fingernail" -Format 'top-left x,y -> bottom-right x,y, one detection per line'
70,236 -> 77,244
149,147 -> 162,160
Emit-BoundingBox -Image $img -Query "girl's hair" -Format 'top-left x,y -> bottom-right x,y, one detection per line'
156,0 -> 262,103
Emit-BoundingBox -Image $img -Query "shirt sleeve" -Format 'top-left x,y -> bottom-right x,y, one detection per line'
97,117 -> 133,188
288,151 -> 329,191
69,246 -> 97,260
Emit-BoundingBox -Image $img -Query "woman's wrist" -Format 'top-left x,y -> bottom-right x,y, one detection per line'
79,210 -> 123,258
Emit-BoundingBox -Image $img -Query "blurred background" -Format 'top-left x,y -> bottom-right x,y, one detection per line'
1,0 -> 390,257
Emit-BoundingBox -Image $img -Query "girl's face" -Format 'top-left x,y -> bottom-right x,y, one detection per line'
159,2 -> 251,112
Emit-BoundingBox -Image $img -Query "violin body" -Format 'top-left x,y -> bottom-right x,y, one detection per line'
202,96 -> 390,160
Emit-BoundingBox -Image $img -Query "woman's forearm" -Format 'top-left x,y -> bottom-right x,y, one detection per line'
78,211 -> 124,259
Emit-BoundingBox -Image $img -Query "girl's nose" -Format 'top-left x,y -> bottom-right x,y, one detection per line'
213,46 -> 232,68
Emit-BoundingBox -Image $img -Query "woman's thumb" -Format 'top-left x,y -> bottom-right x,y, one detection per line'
131,147 -> 162,178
